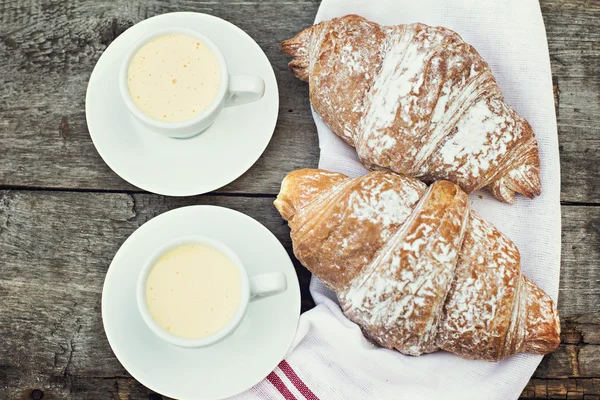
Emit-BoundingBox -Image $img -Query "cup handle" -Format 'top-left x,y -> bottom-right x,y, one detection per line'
249,272 -> 287,300
225,75 -> 265,107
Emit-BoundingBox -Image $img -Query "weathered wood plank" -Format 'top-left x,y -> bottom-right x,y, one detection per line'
0,191 -> 598,399
540,0 -> 600,203
0,367 -> 164,400
557,206 -> 600,322
534,345 -> 600,379
551,77 -> 600,203
521,378 -> 600,399
562,322 -> 600,345
1,0 -> 599,205
0,0 -> 320,195
3,375 -> 600,400
541,0 -> 600,79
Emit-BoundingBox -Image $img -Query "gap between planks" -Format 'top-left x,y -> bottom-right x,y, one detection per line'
0,185 -> 599,207
0,185 -> 277,198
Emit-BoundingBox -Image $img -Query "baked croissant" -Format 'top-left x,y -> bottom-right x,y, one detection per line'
281,15 -> 542,203
274,169 -> 559,361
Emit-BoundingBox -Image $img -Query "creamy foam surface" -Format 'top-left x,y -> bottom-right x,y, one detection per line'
128,33 -> 221,122
145,244 -> 241,339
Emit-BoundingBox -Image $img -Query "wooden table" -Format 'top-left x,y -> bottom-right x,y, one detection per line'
0,1 -> 598,399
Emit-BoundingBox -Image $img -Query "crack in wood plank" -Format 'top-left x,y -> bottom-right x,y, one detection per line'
49,301 -> 78,338
568,344 -> 582,376
126,194 -> 138,223
553,76 -> 560,116
99,17 -> 133,47
58,116 -> 69,141
0,190 -> 11,236
62,323 -> 82,380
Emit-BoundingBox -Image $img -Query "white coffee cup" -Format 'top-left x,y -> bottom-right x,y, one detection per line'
119,27 -> 265,139
136,235 -> 287,347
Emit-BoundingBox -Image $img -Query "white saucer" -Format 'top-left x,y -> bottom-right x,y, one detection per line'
102,206 -> 300,400
86,13 -> 279,196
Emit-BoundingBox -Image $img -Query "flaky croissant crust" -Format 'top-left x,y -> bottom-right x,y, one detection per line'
275,169 -> 559,361
281,15 -> 542,203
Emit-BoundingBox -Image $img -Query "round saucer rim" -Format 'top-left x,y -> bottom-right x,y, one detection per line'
86,12 -> 279,197
101,205 -> 301,400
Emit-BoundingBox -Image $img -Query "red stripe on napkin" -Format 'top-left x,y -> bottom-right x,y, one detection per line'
267,370 -> 297,400
279,360 -> 320,400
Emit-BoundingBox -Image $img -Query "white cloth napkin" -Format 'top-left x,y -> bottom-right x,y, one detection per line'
235,0 -> 561,398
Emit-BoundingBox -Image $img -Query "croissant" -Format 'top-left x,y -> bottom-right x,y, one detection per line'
274,169 -> 559,361
281,15 -> 542,203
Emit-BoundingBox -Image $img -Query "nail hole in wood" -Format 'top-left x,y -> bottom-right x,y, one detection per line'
30,389 -> 44,400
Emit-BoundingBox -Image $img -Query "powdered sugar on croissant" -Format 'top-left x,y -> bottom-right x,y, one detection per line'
274,169 -> 559,361
281,15 -> 542,203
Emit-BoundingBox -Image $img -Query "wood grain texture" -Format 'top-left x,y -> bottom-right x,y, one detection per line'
0,0 -> 598,204
0,191 -> 598,398
0,0 -> 321,195
522,378 -> 600,399
540,0 -> 600,203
